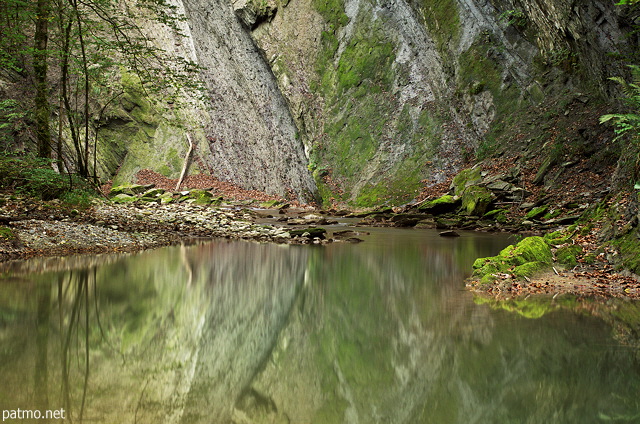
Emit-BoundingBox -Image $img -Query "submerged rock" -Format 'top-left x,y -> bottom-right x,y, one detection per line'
439,230 -> 460,237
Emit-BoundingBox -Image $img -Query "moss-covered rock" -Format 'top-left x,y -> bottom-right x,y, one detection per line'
525,205 -> 548,220
610,231 -> 640,274
555,244 -> 583,267
461,186 -> 493,216
418,194 -> 460,214
260,199 -> 289,209
472,236 -> 552,284
141,188 -> 165,198
435,216 -> 463,229
483,208 -> 508,223
159,193 -> 175,204
111,193 -> 138,204
187,189 -> 215,205
110,184 -> 149,196
451,167 -> 483,196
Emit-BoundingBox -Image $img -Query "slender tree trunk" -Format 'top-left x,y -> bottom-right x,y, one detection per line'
34,0 -> 52,158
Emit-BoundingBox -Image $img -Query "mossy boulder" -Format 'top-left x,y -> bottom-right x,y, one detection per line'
259,199 -> 289,209
435,216 -> 463,229
111,193 -> 138,204
525,205 -> 548,220
555,244 -> 583,267
110,183 -> 150,196
187,189 -> 215,205
461,185 -> 493,216
418,194 -> 460,214
159,193 -> 175,204
472,236 -> 553,284
141,188 -> 165,198
483,209 -> 508,223
451,167 -> 483,196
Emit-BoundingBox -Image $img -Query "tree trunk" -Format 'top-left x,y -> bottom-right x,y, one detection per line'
34,0 -> 51,158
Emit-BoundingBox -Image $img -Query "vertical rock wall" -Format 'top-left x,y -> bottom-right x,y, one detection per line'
106,0 -> 636,206
244,0 -> 636,206
178,0 -> 318,202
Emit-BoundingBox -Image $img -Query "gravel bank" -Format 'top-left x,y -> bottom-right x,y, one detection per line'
0,196 -> 317,262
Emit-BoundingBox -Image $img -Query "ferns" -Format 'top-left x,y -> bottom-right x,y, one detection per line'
600,65 -> 640,183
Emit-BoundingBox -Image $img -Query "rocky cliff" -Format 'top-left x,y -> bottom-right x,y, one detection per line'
105,0 -> 637,206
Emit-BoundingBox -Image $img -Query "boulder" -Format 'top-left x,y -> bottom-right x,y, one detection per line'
525,205 -> 548,220
451,167 -> 483,196
417,194 -> 461,214
472,236 -> 553,284
110,183 -> 151,196
188,189 -> 215,205
141,188 -> 165,198
288,227 -> 327,239
111,194 -> 137,204
461,186 -> 493,216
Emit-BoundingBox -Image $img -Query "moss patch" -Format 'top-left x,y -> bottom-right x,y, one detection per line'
457,37 -> 525,159
555,244 -> 583,267
525,206 -> 549,220
420,0 -> 461,56
610,231 -> 640,274
472,236 -> 553,284
418,194 -> 460,214
451,167 -> 482,196
0,226 -> 16,241
460,185 -> 493,216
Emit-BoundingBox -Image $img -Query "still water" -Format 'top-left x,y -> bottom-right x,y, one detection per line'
1,227 -> 639,424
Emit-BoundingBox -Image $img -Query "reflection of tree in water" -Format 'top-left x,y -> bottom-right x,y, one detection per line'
5,268 -> 99,423
2,236 -> 640,424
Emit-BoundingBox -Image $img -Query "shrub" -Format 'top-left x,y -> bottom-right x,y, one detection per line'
0,153 -> 96,203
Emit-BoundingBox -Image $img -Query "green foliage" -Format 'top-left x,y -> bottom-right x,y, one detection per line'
0,154 -> 96,203
0,100 -> 27,148
498,9 -> 527,29
0,226 -> 16,241
600,65 -> 640,180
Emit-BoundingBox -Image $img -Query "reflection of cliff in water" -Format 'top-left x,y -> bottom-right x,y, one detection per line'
0,240 -> 307,424
237,234 -> 640,424
1,232 -> 639,424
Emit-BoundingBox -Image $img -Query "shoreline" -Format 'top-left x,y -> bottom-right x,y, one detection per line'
2,194 -> 639,301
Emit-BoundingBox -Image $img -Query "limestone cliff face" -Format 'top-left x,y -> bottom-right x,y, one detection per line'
107,0 -> 636,206
178,0 -> 319,202
103,0 -> 319,203
243,0 -> 636,206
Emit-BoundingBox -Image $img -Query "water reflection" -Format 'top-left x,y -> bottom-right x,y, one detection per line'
0,229 -> 639,424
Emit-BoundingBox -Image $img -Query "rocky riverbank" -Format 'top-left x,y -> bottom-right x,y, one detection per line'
0,192 -> 362,262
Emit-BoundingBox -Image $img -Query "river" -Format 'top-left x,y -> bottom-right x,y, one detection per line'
1,227 -> 639,423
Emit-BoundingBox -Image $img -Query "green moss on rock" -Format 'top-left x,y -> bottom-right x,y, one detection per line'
610,231 -> 640,274
451,167 -> 483,196
483,208 -> 508,223
188,189 -> 215,205
111,193 -> 138,204
472,236 -> 552,284
110,184 -> 149,196
461,185 -> 493,216
418,194 -> 460,214
555,244 -> 583,267
525,205 -> 549,220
